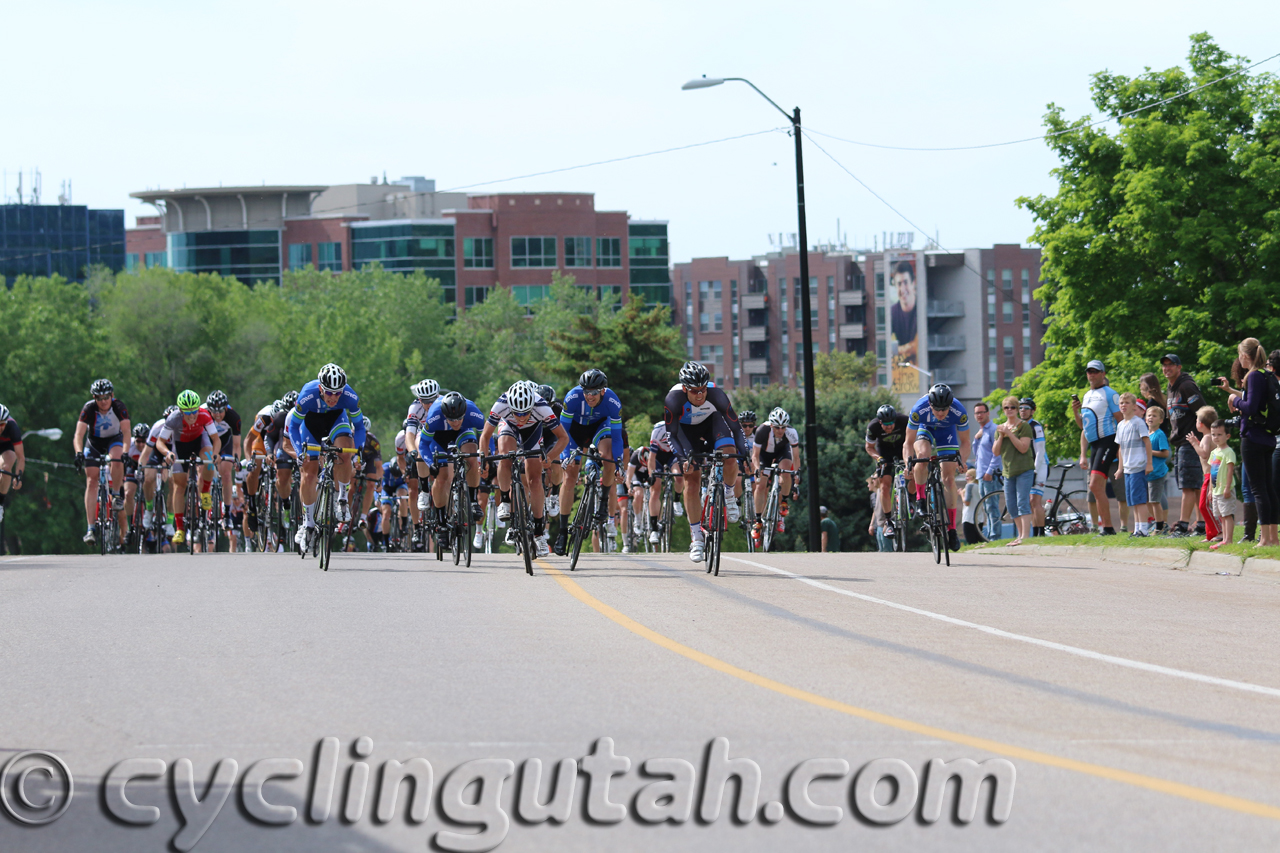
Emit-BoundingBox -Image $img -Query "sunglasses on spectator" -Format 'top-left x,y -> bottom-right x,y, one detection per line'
1002,405 -> 1018,410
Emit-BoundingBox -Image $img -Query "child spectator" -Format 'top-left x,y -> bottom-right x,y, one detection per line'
1208,420 -> 1240,549
962,467 -> 982,545
1145,405 -> 1171,532
1115,393 -> 1154,536
1193,405 -> 1221,542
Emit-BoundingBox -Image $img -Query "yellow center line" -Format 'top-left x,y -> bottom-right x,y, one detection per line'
537,560 -> 1280,822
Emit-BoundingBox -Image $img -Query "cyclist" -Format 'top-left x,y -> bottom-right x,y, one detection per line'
73,379 -> 132,544
356,416 -> 382,529
864,403 -> 911,538
379,459 -> 410,549
136,405 -> 178,535
121,422 -> 151,541
288,363 -> 366,548
644,418 -> 685,544
404,379 -> 441,530
663,362 -> 748,562
0,403 -> 25,524
1019,397 -> 1049,537
206,391 -> 242,530
751,407 -> 801,538
417,391 -> 486,546
154,390 -> 221,546
554,369 -> 624,556
264,394 -> 300,536
904,383 -> 971,553
622,443 -> 654,553
242,400 -> 278,532
735,409 -> 758,502
537,384 -> 565,514
391,417 -> 424,545
479,380 -> 567,558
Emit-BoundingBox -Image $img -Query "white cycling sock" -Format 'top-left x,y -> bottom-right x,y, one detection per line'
690,522 -> 705,543
339,482 -> 350,498
304,502 -> 316,525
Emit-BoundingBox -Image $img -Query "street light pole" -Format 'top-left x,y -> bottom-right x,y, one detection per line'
682,76 -> 822,551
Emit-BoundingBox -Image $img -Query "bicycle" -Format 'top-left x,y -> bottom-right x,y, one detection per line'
252,456 -> 277,553
737,470 -> 758,554
342,473 -> 377,552
83,459 -> 121,555
1044,461 -> 1092,535
435,445 -> 479,568
302,441 -> 358,571
653,470 -> 678,553
176,454 -> 215,555
890,459 -> 911,552
754,464 -> 784,553
690,450 -> 739,577
907,453 -> 958,565
565,445 -> 609,572
488,447 -> 542,576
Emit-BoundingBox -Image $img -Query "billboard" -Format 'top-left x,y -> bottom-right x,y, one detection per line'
885,251 -> 922,395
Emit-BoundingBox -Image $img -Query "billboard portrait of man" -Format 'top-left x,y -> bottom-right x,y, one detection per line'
887,253 -> 920,393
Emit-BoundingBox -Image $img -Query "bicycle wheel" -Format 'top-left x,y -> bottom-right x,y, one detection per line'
709,485 -> 724,576
974,489 -> 1008,542
451,483 -> 462,566
513,477 -> 533,576
318,480 -> 333,571
660,482 -> 674,553
459,479 -> 473,568
930,477 -> 948,565
1051,490 -> 1092,535
186,483 -> 200,555
894,476 -> 910,552
569,481 -> 592,571
761,479 -> 778,553
152,490 -> 166,554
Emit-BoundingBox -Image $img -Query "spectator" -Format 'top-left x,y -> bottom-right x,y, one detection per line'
1139,373 -> 1170,436
961,467 -> 983,544
971,401 -> 1001,540
1193,405 -> 1221,542
1019,397 -> 1048,536
1162,354 -> 1206,536
1115,393 -> 1154,536
1225,357 -> 1257,541
1145,405 -> 1171,532
993,395 -> 1035,545
1223,337 -> 1279,546
1207,419 -> 1240,549
820,505 -> 841,552
1270,349 -> 1280,501
867,477 -> 892,552
1072,359 -> 1122,535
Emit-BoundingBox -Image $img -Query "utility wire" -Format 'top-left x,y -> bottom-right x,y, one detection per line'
806,49 -> 1280,152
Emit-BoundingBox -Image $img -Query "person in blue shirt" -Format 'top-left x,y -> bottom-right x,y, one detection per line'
555,368 -> 624,554
1072,359 -> 1123,534
416,391 -> 486,534
904,383 -> 972,553
288,363 -> 366,547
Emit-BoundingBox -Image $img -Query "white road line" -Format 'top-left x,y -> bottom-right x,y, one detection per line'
723,554 -> 1280,699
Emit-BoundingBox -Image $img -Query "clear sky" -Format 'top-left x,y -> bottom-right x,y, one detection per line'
1,1 -> 1274,262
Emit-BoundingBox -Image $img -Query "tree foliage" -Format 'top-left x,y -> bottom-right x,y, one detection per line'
1014,33 -> 1280,458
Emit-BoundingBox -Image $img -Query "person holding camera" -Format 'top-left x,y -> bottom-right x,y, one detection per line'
1220,337 -> 1279,547
1072,360 -> 1122,535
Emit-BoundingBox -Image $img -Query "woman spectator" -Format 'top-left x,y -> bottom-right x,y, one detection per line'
992,395 -> 1035,545
1139,373 -> 1169,435
1222,338 -> 1278,546
1228,357 -> 1257,541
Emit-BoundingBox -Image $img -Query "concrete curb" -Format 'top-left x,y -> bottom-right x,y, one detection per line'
1244,556 -> 1280,576
1100,546 -> 1189,569
982,542 -> 1280,578
1186,550 -> 1245,576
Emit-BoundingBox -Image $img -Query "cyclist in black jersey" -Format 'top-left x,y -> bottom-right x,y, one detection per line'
865,404 -> 911,536
0,404 -> 24,524
73,379 -> 131,544
358,418 -> 382,526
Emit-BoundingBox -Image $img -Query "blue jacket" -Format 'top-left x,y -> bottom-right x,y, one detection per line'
288,379 -> 366,449
560,386 -> 624,461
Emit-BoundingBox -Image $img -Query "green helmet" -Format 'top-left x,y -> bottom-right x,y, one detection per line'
177,389 -> 201,411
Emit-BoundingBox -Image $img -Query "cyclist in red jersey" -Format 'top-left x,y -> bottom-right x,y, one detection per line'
154,390 -> 221,546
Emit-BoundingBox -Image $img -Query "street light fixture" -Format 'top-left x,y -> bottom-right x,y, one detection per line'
900,362 -> 932,379
682,75 -> 823,552
22,428 -> 63,441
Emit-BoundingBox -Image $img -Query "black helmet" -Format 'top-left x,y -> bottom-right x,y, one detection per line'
132,423 -> 150,440
206,390 -> 228,410
739,409 -> 756,424
679,361 -> 710,387
163,404 -> 179,418
536,384 -> 556,404
440,391 -> 467,420
927,384 -> 954,410
91,378 -> 113,397
282,389 -> 299,408
579,369 -> 607,391
876,404 -> 897,423
1018,396 -> 1036,411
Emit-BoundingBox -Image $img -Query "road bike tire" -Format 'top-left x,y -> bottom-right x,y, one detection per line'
710,485 -> 724,576
451,483 -> 462,566
894,476 -> 910,552
1051,490 -> 1093,535
569,482 -> 591,571
931,477 -> 947,565
513,477 -> 534,576
659,483 -> 673,553
762,479 -> 778,553
460,481 -> 473,568
485,501 -> 495,554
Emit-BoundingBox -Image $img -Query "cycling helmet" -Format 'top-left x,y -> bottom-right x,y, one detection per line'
91,378 -> 113,397
132,422 -> 149,440
318,363 -> 347,394
164,405 -> 179,418
679,361 -> 710,387
271,399 -> 287,416
440,391 -> 467,420
579,369 -> 608,391
876,404 -> 897,423
1018,396 -> 1036,411
411,379 -> 440,402
282,389 -> 299,408
739,409 -> 756,424
362,416 -> 373,432
0,404 -> 8,422
506,381 -> 537,414
653,420 -> 666,431
927,383 -> 954,410
177,389 -> 201,412
536,384 -> 556,404
206,390 -> 228,410
402,417 -> 412,429
768,407 -> 790,427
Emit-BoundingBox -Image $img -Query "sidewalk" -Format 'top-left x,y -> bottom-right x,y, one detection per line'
977,533 -> 1280,578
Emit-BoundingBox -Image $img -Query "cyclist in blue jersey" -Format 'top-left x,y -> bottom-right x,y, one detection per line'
554,369 -> 624,555
416,391 -> 486,543
903,383 -> 971,553
378,460 -> 409,548
288,363 -> 366,548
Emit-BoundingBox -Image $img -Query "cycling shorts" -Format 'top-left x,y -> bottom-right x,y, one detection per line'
497,420 -> 543,453
1088,436 -> 1119,475
874,457 -> 893,479
563,420 -> 613,460
678,413 -> 738,460
380,485 -> 406,506
85,434 -> 124,457
759,447 -> 794,469
172,436 -> 214,474
650,447 -> 677,471
418,430 -> 478,469
299,410 -> 353,458
914,423 -> 960,453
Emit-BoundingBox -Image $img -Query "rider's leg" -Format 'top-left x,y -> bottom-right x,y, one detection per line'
431,463 -> 451,510
942,459 -> 960,529
682,463 -> 703,536
84,462 -> 99,527
171,471 -> 189,531
753,470 -> 768,515
878,474 -> 893,518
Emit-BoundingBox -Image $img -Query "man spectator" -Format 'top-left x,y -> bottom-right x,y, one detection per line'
820,505 -> 841,552
971,401 -> 1000,539
1072,359 -> 1122,535
1162,354 -> 1205,536
866,478 -> 891,552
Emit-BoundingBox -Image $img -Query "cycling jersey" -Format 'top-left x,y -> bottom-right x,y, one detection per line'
1082,385 -> 1121,440
158,408 -> 218,445
1027,417 -> 1048,493
419,398 -> 486,466
361,432 -> 382,463
263,409 -> 290,456
289,379 -> 366,455
865,414 -> 911,458
754,424 -> 799,455
210,407 -> 242,446
394,429 -> 407,456
649,421 -> 674,453
628,447 -> 653,485
487,392 -> 558,431
0,417 -> 22,453
907,396 -> 970,453
559,386 -> 624,462
78,398 -> 130,439
382,460 -> 406,494
662,382 -> 749,460
405,399 -> 431,444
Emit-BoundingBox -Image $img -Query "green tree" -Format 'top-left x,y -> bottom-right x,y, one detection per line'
812,350 -> 879,393
1015,33 -> 1280,459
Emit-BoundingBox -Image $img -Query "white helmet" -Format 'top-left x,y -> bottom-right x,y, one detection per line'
411,379 -> 440,402
0,404 -> 8,422
506,381 -> 537,414
768,407 -> 790,427
318,363 -> 347,394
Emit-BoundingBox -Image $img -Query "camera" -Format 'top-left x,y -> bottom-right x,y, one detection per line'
1222,416 -> 1242,428
1213,377 -> 1228,388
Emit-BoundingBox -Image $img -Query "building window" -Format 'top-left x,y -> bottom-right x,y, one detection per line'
511,284 -> 551,313
780,282 -> 789,327
629,236 -> 667,267
1004,368 -> 1014,385
1002,302 -> 1013,323
318,241 -> 342,271
463,238 -> 493,268
511,236 -> 556,268
748,340 -> 769,359
1022,304 -> 1031,323
699,345 -> 724,381
564,236 -> 592,268
698,280 -> 722,332
465,286 -> 490,308
827,276 -> 835,321
168,229 -> 282,285
1003,335 -> 1014,357
730,279 -> 739,333
875,271 -> 885,299
596,237 -> 622,267
684,280 -> 694,330
125,253 -> 138,271
288,242 -> 312,271
1021,268 -> 1030,293
1002,269 -> 1013,292
875,305 -> 886,329
145,251 -> 166,269
989,356 -> 998,387
747,308 -> 767,326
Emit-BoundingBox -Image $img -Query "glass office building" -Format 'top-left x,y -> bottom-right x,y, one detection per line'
350,221 -> 457,298
628,221 -> 671,306
167,230 -> 282,285
1,204 -> 125,284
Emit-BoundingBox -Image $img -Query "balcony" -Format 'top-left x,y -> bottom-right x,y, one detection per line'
839,323 -> 864,339
741,293 -> 767,310
927,334 -> 966,351
932,368 -> 967,386
837,290 -> 864,307
926,299 -> 964,318
743,325 -> 769,342
743,358 -> 770,375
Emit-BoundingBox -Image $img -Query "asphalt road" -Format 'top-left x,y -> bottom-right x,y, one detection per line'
1,544 -> 1278,852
